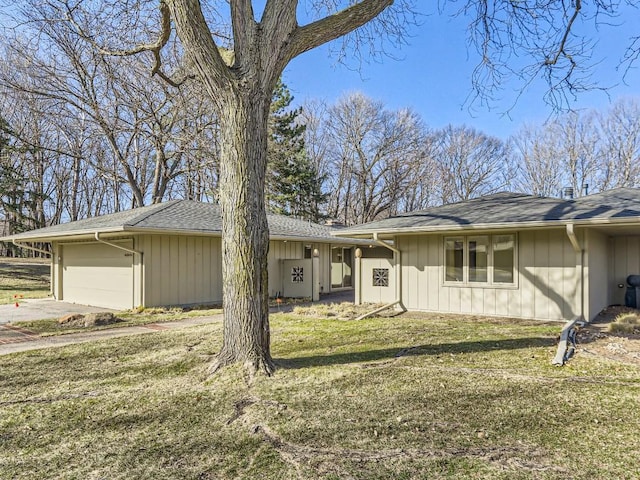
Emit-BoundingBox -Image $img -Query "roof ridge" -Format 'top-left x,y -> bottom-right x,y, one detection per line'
125,199 -> 182,227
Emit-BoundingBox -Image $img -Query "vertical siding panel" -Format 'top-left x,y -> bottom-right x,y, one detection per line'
483,288 -> 496,316
417,235 -> 428,311
168,236 -> 177,305
460,287 -> 472,313
186,237 -> 196,304
147,236 -> 157,306
449,286 -> 461,313
194,236 -> 204,303
547,230 -> 564,321
520,231 -> 535,319
495,289 -> 509,317
177,236 -> 187,304
534,230 -> 550,320
406,237 -> 419,310
202,237 -> 211,303
427,235 -> 440,311
562,232 -> 576,319
470,288 -> 483,315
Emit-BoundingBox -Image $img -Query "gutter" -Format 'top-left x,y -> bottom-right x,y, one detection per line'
355,233 -> 407,321
552,223 -> 585,366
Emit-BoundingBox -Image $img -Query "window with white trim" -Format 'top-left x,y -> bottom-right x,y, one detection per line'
444,234 -> 516,285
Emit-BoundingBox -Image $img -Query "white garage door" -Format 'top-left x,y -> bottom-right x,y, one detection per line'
62,242 -> 134,310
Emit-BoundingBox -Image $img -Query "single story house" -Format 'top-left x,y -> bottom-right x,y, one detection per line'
333,188 -> 640,323
0,200 -> 367,310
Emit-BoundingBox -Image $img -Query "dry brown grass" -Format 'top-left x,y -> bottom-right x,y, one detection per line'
608,312 -> 640,334
1,312 -> 640,479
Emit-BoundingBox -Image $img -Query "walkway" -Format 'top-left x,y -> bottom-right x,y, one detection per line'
0,315 -> 222,356
0,290 -> 354,356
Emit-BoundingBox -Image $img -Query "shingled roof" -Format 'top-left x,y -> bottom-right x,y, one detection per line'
1,200 -> 356,243
334,188 -> 640,237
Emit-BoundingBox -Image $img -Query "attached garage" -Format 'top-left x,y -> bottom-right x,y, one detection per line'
3,200 -> 368,310
59,241 -> 135,310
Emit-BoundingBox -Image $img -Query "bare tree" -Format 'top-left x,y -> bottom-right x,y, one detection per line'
12,0 -> 416,375
436,125 -> 510,203
316,92 -> 425,224
597,97 -> 640,189
461,1 -> 640,111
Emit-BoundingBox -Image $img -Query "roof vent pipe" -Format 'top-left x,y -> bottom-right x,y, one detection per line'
562,187 -> 574,199
582,183 -> 589,196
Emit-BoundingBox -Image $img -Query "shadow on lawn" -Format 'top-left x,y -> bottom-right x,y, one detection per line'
277,336 -> 554,369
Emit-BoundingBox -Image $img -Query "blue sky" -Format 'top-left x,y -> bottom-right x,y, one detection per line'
282,4 -> 640,140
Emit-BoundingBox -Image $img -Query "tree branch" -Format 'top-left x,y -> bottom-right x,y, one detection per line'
64,0 -> 191,87
544,0 -> 582,66
230,0 -> 256,68
286,0 -> 393,61
167,0 -> 232,97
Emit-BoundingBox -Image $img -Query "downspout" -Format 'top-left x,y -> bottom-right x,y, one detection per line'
94,232 -> 142,256
12,240 -> 51,257
355,233 -> 407,321
94,232 -> 144,308
552,223 -> 585,366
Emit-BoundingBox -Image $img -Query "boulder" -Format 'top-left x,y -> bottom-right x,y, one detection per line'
83,312 -> 120,327
58,314 -> 85,326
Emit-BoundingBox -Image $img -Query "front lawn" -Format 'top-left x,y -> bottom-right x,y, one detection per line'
0,258 -> 50,304
1,312 -> 639,479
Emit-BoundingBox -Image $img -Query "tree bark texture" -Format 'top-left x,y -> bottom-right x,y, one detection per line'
212,92 -> 274,375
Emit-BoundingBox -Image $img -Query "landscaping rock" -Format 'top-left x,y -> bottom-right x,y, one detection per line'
83,312 -> 120,327
58,312 -> 122,328
58,314 -> 85,326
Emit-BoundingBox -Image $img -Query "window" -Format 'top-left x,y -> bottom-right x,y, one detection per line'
445,237 -> 464,282
444,234 -> 516,285
468,236 -> 489,283
492,235 -> 515,284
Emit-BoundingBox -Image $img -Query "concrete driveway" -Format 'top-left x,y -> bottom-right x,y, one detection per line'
0,298 -> 114,324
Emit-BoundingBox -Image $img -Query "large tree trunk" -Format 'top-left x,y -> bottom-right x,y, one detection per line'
210,90 -> 275,375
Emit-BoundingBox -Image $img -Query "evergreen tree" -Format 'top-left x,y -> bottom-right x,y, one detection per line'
0,118 -> 46,256
267,81 -> 327,223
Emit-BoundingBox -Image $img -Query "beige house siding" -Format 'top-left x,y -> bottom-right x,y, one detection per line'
268,240 -> 304,297
358,257 -> 396,304
392,229 -> 579,321
138,234 -> 222,307
267,241 -> 333,297
50,235 -> 349,309
584,229 -> 609,322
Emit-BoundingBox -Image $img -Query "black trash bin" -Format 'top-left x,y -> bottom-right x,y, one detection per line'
624,275 -> 640,308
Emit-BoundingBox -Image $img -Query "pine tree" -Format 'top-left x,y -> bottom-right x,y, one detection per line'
0,118 -> 46,256
267,81 -> 327,223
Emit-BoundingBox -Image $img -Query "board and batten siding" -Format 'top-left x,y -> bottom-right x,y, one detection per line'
584,229 -> 609,322
267,241 -> 332,297
138,235 -> 223,307
395,229 -> 578,321
140,236 -> 334,306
